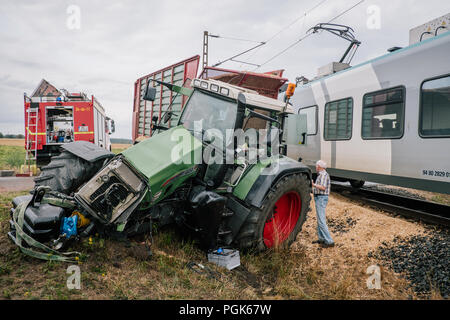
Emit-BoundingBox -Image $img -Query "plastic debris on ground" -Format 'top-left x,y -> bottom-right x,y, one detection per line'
61,215 -> 78,238
207,248 -> 240,270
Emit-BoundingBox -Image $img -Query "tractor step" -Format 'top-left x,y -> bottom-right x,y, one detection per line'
222,211 -> 234,217
217,229 -> 232,236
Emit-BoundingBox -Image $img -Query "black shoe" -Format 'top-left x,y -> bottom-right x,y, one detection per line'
320,243 -> 335,248
312,240 -> 324,244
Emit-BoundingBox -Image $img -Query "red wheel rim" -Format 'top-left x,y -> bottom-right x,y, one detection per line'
263,191 -> 301,248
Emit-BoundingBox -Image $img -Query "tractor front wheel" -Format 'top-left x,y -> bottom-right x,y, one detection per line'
34,150 -> 107,194
235,174 -> 311,252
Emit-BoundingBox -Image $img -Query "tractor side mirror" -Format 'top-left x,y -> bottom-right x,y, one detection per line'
143,84 -> 157,101
235,93 -> 247,129
110,119 -> 115,134
152,115 -> 159,124
237,92 -> 246,109
203,134 -> 215,145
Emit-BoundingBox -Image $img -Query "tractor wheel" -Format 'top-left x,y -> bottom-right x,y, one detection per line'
34,150 -> 106,195
350,180 -> 365,189
235,174 -> 311,252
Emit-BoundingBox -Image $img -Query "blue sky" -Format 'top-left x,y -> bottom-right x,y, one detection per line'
0,0 -> 449,139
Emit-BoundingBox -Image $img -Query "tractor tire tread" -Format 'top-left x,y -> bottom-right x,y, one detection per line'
234,174 -> 311,252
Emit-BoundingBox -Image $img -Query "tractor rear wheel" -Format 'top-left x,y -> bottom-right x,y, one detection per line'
235,174 -> 311,252
34,150 -> 106,195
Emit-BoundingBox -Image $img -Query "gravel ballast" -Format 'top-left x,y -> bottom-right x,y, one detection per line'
327,216 -> 358,234
369,228 -> 450,298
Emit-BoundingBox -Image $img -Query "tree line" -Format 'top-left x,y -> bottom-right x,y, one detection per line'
0,133 -> 25,139
0,132 -> 131,142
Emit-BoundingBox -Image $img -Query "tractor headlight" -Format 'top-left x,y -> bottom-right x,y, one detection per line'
200,81 -> 208,89
220,87 -> 229,96
210,84 -> 219,92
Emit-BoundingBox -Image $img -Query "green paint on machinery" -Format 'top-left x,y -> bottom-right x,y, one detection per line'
232,159 -> 273,201
122,126 -> 202,205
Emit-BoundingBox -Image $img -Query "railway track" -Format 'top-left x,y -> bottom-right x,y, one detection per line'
331,183 -> 450,227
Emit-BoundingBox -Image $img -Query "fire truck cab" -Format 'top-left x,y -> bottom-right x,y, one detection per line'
25,79 -> 115,167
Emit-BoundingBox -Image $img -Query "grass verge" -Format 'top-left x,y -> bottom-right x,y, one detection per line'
0,146 -> 26,170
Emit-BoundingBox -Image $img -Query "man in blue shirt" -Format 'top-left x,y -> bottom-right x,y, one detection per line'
312,160 -> 335,248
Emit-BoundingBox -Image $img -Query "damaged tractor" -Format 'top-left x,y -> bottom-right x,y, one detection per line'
8,78 -> 312,261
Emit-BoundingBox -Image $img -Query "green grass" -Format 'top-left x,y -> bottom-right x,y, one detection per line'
431,194 -> 450,206
0,146 -> 26,170
0,191 -> 28,223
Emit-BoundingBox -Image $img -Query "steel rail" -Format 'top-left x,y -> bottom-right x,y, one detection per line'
331,183 -> 450,227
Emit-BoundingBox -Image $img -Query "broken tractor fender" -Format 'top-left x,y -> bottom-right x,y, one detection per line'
61,141 -> 114,163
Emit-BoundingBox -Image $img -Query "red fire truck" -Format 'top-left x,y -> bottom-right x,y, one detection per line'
24,79 -> 115,167
132,55 -> 287,141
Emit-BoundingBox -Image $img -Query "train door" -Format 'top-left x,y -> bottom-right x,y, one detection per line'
286,105 -> 320,167
285,113 -> 308,147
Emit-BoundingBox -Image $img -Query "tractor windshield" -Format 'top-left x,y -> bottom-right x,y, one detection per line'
179,90 -> 237,137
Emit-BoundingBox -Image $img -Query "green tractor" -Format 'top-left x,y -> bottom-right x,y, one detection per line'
9,78 -> 312,259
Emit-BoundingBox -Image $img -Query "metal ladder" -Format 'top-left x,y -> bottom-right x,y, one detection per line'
25,105 -> 39,171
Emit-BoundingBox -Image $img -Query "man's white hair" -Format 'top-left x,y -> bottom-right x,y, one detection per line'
316,160 -> 327,169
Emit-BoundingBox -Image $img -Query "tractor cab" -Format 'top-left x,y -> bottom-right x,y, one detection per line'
143,78 -> 301,189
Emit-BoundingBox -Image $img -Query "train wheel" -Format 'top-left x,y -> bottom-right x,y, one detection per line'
350,180 -> 365,189
235,174 -> 311,252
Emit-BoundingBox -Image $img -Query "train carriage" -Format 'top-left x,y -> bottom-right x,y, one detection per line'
287,21 -> 450,195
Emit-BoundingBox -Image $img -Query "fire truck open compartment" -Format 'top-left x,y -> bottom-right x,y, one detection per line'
24,79 -> 114,168
46,106 -> 74,144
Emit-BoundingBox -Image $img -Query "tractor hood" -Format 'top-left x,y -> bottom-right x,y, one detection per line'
121,126 -> 202,203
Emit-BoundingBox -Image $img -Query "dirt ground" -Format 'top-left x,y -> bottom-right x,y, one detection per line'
291,193 -> 430,299
111,143 -> 131,149
0,139 -> 129,149
0,139 -> 24,147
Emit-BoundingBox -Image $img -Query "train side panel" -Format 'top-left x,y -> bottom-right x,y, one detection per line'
288,31 -> 450,194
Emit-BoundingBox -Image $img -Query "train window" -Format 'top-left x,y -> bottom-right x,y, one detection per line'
299,105 -> 318,135
324,98 -> 353,140
420,75 -> 450,138
362,87 -> 405,139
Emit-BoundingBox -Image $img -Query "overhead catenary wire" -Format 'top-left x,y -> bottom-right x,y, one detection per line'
238,0 -> 329,68
254,0 -> 366,70
220,0 -> 365,87
209,34 -> 264,44
212,41 -> 266,68
265,0 -> 329,43
327,0 -> 366,24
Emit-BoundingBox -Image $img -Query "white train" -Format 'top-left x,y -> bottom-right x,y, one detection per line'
286,17 -> 450,195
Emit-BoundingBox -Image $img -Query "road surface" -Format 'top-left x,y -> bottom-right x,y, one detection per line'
0,177 -> 34,192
